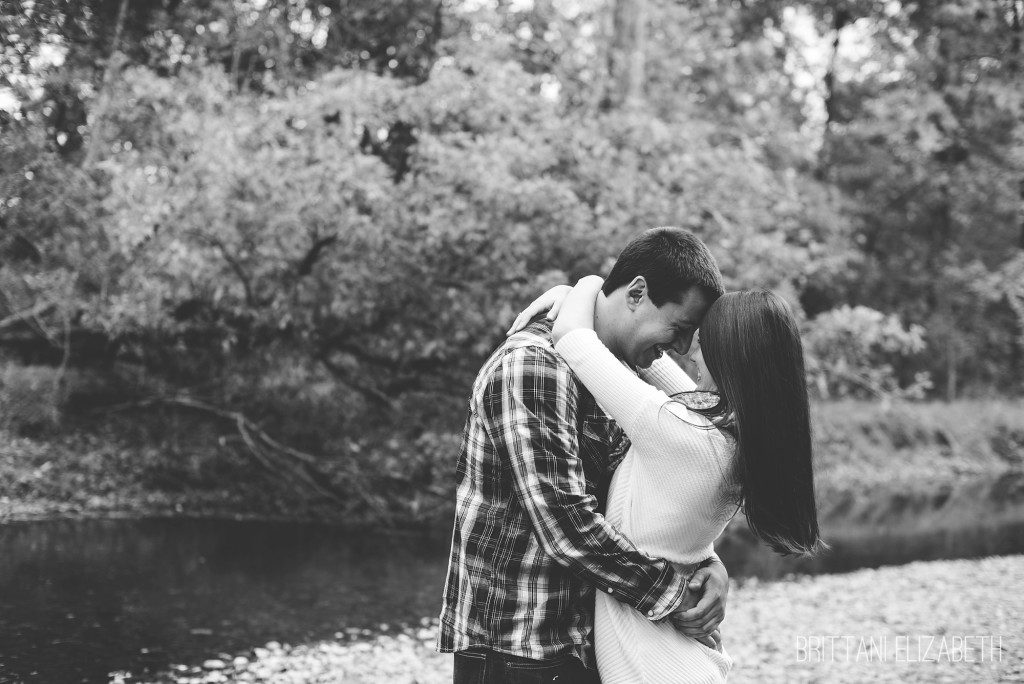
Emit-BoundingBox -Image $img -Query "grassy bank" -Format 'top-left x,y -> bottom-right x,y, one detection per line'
1,400 -> 1022,528
812,400 -> 1024,499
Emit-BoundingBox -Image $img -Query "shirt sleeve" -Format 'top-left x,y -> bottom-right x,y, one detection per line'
556,331 -> 730,577
481,343 -> 687,621
640,352 -> 697,395
554,329 -> 669,437
555,330 -> 724,467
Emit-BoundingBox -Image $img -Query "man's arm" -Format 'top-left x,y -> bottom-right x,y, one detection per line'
481,344 -> 687,622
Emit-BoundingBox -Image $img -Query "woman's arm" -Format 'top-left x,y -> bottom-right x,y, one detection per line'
641,352 -> 698,395
557,326 -> 725,474
550,275 -> 605,343
506,284 -> 571,336
552,278 -> 718,461
555,327 -> 664,437
508,278 -> 697,397
549,276 -> 667,435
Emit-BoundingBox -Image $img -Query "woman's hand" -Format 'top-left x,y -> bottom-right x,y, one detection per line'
506,285 -> 572,336
668,558 -> 729,643
550,275 -> 604,345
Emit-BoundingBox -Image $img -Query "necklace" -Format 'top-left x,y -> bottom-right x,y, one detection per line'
672,391 -> 722,410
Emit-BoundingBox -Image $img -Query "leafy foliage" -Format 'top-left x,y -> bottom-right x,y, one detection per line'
804,305 -> 931,399
1,0 -> 1021,472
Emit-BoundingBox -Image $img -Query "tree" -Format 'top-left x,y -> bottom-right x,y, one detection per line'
604,0 -> 647,109
820,0 -> 1024,395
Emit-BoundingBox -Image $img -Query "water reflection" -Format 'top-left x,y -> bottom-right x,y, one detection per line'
0,519 -> 450,683
1,510 -> 1023,683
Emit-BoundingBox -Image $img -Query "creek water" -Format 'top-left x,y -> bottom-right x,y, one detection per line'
0,519 -> 448,683
1,509 -> 1023,683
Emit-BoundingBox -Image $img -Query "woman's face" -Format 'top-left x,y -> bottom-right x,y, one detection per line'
688,331 -> 718,392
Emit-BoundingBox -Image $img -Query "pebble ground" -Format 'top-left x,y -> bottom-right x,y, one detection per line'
156,554 -> 1024,684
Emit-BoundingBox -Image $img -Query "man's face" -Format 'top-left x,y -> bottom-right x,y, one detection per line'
620,283 -> 711,369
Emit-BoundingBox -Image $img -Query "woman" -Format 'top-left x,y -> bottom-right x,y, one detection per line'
510,276 -> 821,683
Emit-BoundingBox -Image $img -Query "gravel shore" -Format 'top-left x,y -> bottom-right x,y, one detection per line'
159,554 -> 1024,684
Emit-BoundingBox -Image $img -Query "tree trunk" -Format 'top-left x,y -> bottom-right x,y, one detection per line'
83,0 -> 129,166
946,339 -> 958,401
603,0 -> 647,110
1008,0 -> 1021,73
818,8 -> 849,176
822,9 -> 849,134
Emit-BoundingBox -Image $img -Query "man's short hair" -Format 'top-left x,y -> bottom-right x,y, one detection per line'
603,226 -> 725,306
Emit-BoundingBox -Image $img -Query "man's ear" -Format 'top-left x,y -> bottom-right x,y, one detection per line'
626,276 -> 648,311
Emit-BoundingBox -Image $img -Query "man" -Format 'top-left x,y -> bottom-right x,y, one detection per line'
438,227 -> 729,682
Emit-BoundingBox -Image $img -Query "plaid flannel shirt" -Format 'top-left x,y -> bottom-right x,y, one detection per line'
437,318 -> 690,668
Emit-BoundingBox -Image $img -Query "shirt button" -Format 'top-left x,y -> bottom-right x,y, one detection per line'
648,611 -> 655,617
607,588 -> 614,594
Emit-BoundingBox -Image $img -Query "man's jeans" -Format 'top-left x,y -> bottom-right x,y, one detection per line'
453,648 -> 601,684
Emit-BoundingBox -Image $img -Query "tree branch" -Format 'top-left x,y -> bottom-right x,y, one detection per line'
103,395 -> 397,525
0,301 -> 57,332
296,234 -> 338,276
190,231 -> 264,308
316,352 -> 397,410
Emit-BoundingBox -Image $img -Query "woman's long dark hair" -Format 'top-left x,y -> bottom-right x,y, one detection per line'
697,290 -> 822,556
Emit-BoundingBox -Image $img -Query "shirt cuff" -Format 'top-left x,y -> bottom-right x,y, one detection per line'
636,563 -> 689,621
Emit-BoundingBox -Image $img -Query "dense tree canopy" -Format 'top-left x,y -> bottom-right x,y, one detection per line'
1,0 -> 1021,452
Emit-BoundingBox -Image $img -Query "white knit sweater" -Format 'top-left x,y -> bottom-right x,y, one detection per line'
555,329 -> 738,683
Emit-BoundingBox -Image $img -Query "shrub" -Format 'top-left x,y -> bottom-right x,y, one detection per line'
804,306 -> 932,400
0,364 -> 63,435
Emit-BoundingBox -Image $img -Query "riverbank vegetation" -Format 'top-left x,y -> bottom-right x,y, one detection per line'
2,398 -> 1022,528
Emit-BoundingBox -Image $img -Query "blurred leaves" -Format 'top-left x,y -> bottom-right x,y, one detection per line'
804,305 -> 931,399
0,0 -> 1021,447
